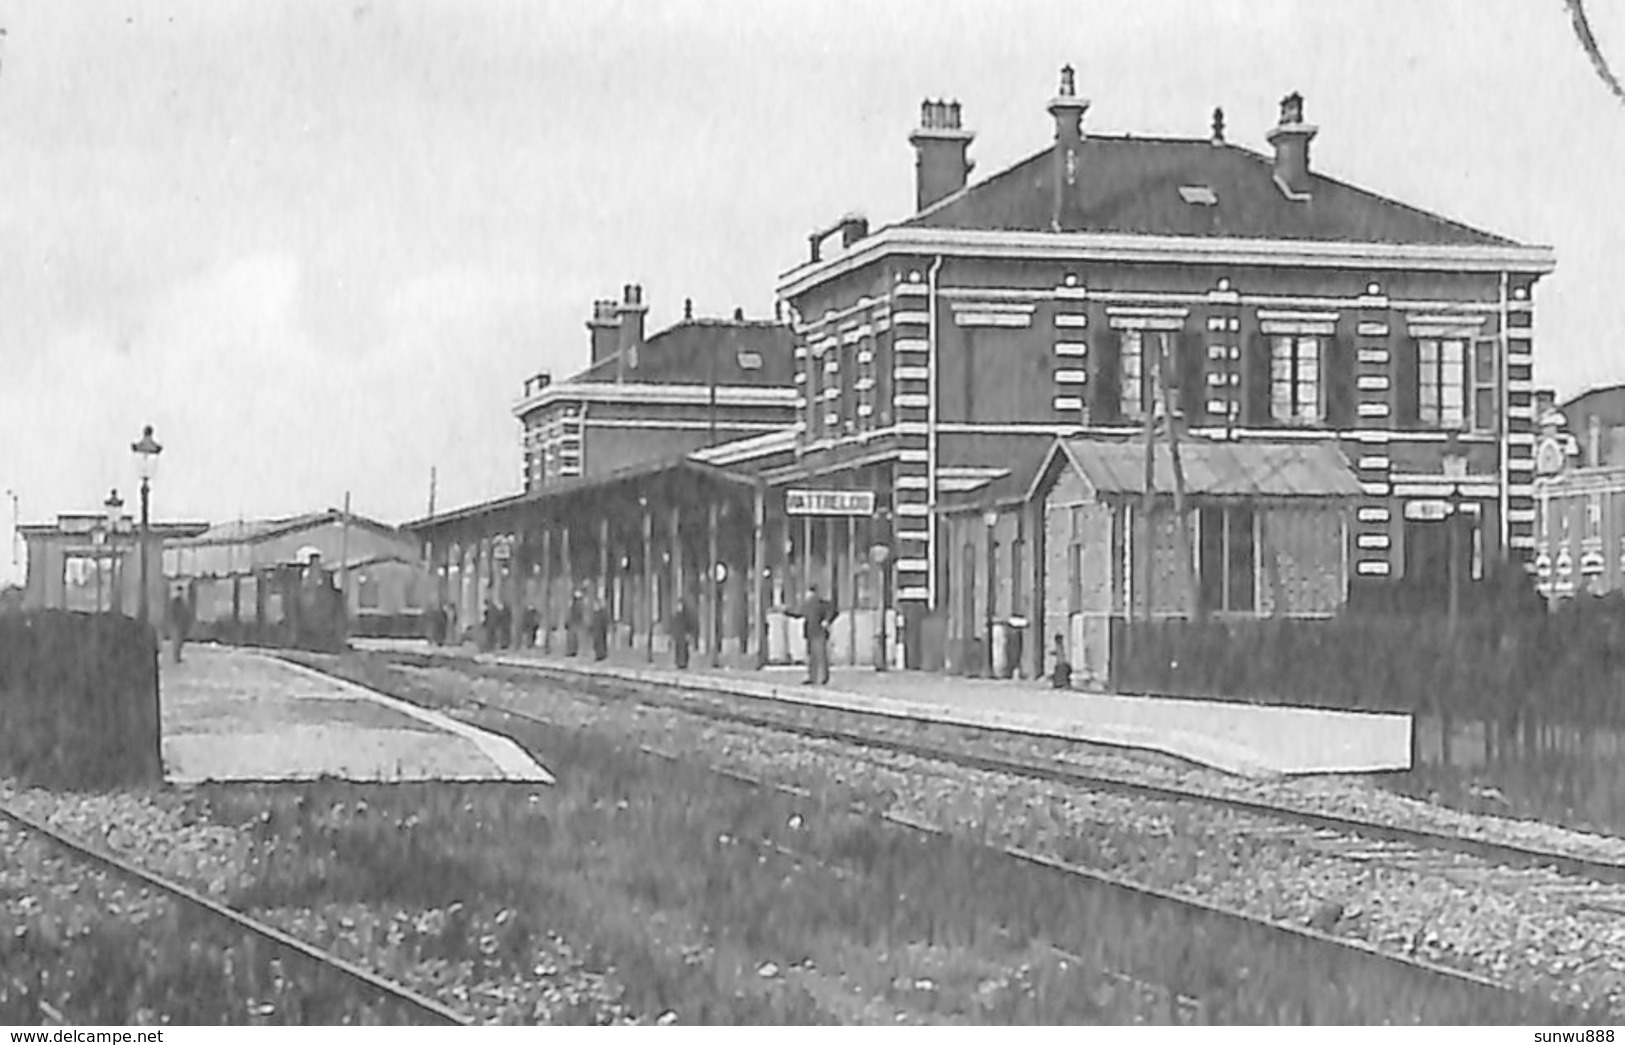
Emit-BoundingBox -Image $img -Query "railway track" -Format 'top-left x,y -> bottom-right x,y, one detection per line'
0,800 -> 474,1027
414,652 -> 1625,901
294,650 -> 1605,1023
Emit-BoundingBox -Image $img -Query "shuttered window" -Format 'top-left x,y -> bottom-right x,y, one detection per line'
1471,339 -> 1498,434
1091,335 -> 1122,423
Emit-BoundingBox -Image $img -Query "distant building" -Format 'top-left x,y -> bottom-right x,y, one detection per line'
19,510 -> 208,621
514,286 -> 797,492
164,509 -> 426,633
1533,386 -> 1625,599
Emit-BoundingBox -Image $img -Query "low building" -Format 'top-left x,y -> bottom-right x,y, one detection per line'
164,509 -> 427,634
19,509 -> 208,621
940,438 -> 1361,683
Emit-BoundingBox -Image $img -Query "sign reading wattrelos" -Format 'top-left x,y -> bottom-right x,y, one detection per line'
785,490 -> 876,516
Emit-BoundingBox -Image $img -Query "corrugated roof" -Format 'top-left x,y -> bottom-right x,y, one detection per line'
1062,437 -> 1362,498
173,510 -> 405,547
906,137 -> 1518,247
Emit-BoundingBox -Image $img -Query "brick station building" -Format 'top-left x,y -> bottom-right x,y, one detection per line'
411,67 -> 1555,680
771,68 -> 1553,677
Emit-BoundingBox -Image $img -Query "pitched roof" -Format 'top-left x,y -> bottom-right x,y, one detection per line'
905,137 -> 1516,246
1056,437 -> 1363,498
174,510 -> 405,547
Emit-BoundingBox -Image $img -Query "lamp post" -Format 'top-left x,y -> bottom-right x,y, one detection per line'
1443,433 -> 1467,633
984,509 -> 998,678
104,489 -> 124,615
131,425 -> 162,626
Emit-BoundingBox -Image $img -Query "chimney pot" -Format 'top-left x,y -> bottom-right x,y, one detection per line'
613,283 -> 649,382
909,96 -> 976,211
1265,91 -> 1318,199
1211,106 -> 1226,145
1047,66 -> 1091,230
684,297 -> 694,321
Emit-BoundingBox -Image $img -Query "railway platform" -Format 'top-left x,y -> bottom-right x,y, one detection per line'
355,639 -> 1409,778
160,646 -> 553,784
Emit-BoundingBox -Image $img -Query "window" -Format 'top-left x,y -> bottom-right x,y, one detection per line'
1270,336 -> 1321,424
1418,338 -> 1467,429
357,571 -> 380,610
805,352 -> 822,439
1587,494 -> 1603,544
1011,537 -> 1025,616
1198,507 -> 1256,612
1067,543 -> 1083,614
1120,330 -> 1172,420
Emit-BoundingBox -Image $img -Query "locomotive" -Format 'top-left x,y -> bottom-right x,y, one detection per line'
183,553 -> 348,653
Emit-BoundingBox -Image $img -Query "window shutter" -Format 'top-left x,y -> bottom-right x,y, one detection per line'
1091,334 -> 1121,423
1177,331 -> 1205,426
1324,334 -> 1353,427
1243,333 -> 1271,426
1394,338 -> 1420,429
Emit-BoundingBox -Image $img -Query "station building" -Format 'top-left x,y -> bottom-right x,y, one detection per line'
411,68 -> 1555,681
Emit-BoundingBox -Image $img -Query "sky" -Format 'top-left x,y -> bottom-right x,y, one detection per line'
3,0 -> 1625,586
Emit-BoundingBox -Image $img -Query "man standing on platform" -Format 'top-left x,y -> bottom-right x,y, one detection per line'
167,588 -> 192,664
793,584 -> 837,686
670,597 -> 696,670
590,595 -> 610,661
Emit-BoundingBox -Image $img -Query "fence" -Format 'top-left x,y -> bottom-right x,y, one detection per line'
1110,596 -> 1625,728
0,610 -> 162,789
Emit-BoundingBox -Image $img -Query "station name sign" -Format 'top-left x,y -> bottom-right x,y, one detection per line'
785,490 -> 875,517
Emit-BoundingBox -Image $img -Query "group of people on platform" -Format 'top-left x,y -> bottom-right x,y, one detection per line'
422,583 -> 846,685
419,582 -> 1083,691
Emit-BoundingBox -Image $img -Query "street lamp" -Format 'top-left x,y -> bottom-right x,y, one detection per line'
984,509 -> 999,677
131,425 -> 162,626
104,489 -> 124,615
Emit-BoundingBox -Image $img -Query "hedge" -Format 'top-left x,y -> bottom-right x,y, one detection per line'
1111,595 -> 1625,727
0,611 -> 162,789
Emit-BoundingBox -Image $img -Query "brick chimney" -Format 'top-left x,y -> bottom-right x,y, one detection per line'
1047,65 -> 1090,231
613,284 -> 647,382
908,99 -> 975,211
587,298 -> 619,368
1266,92 -> 1318,201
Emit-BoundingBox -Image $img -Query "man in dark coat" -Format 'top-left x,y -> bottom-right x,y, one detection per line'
590,596 -> 610,661
793,584 -> 837,685
670,597 -> 697,670
168,591 -> 192,664
566,590 -> 585,656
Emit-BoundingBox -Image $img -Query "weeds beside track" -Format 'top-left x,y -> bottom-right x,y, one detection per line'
285,650 -> 1602,1024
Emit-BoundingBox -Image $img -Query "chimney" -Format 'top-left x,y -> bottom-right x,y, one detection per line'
1266,92 -> 1318,200
613,284 -> 647,382
908,98 -> 975,211
1210,106 -> 1226,146
587,298 -> 619,367
840,214 -> 869,247
1047,65 -> 1090,231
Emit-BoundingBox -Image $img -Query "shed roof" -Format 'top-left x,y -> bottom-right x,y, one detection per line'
1053,437 -> 1363,499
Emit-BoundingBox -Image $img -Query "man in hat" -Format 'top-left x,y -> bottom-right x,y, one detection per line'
792,584 -> 837,685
